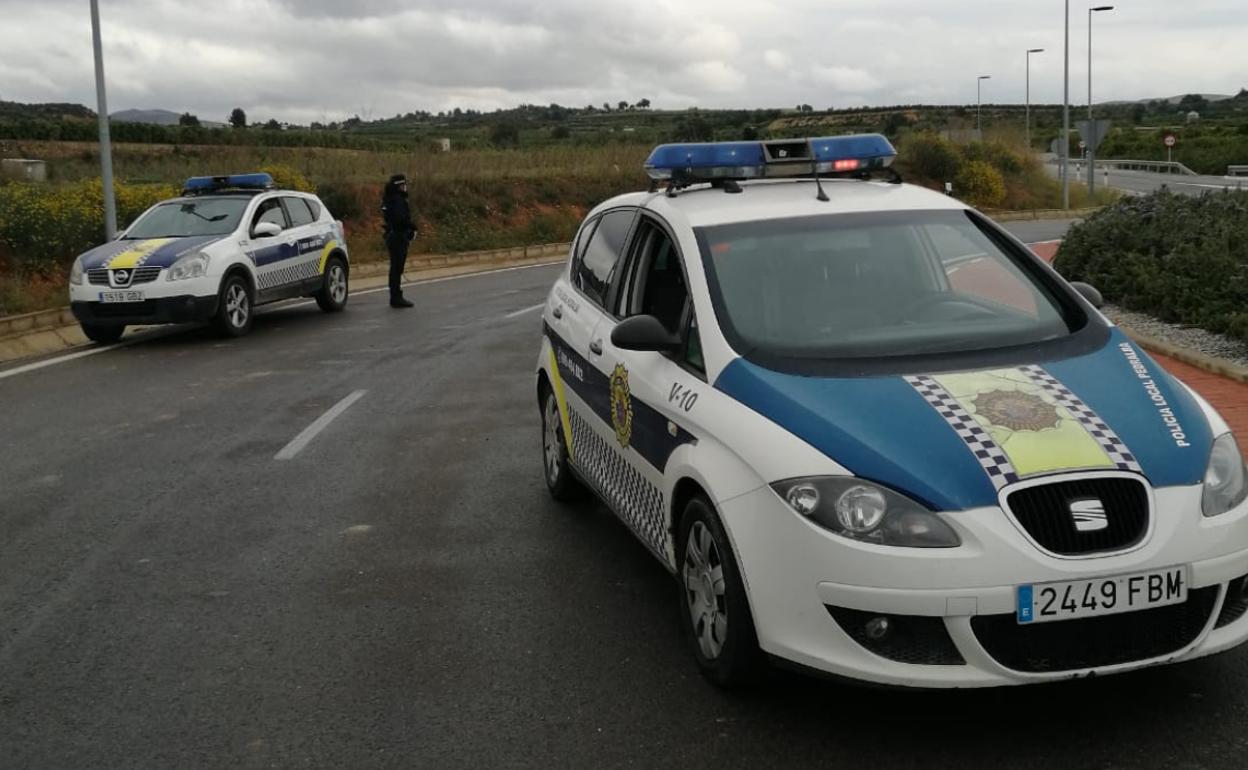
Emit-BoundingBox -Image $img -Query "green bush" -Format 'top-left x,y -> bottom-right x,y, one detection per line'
1054,189 -> 1248,339
954,160 -> 1007,208
901,132 -> 963,182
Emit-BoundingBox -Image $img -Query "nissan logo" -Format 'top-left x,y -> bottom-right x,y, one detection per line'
114,270 -> 130,283
1069,498 -> 1109,532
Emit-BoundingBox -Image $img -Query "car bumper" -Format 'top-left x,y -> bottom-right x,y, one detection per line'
70,295 -> 218,326
718,482 -> 1248,688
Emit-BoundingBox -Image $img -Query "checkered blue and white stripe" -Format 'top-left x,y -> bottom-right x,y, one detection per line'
258,259 -> 319,291
568,409 -> 668,559
1020,365 -> 1143,473
905,374 -> 1021,490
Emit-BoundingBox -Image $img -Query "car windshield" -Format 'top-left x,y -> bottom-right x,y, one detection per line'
124,198 -> 249,239
696,209 -> 1082,362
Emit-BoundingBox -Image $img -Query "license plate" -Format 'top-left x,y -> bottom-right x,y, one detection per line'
1017,566 -> 1187,625
98,290 -> 144,303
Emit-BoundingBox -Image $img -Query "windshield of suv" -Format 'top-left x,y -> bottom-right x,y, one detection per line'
123,198 -> 249,239
696,209 -> 1082,361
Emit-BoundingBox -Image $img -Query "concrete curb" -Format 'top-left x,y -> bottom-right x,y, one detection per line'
0,241 -> 571,366
1120,325 -> 1248,385
987,206 -> 1102,222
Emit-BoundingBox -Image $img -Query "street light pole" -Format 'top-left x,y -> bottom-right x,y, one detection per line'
977,75 -> 991,136
1087,5 -> 1115,196
89,0 -> 117,239
1026,48 -> 1045,150
1062,1 -> 1070,209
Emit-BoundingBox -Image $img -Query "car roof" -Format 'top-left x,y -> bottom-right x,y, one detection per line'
163,189 -> 312,205
643,179 -> 969,229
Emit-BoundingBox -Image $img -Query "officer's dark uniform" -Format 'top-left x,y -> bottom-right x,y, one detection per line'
382,174 -> 417,308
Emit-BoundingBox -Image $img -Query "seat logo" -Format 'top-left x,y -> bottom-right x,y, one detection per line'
1069,498 -> 1108,532
609,363 -> 633,449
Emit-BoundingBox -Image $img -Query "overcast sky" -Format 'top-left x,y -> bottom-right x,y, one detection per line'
1,0 -> 1245,124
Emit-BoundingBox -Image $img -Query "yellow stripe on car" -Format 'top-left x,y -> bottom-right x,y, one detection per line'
548,348 -> 575,461
105,238 -> 175,270
318,239 -> 340,273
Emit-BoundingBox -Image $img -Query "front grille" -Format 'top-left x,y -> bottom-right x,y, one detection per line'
971,586 -> 1217,672
87,266 -> 162,286
1005,477 -> 1149,556
1216,575 -> 1248,628
827,606 -> 965,665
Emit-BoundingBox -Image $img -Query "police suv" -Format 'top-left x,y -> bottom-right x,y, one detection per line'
535,134 -> 1248,688
69,173 -> 350,343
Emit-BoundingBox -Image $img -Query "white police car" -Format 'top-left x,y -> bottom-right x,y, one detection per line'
68,173 -> 350,343
535,134 -> 1248,688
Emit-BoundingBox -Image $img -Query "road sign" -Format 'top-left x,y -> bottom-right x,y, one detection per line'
1164,133 -> 1177,148
1078,140 -> 1087,150
1075,119 -> 1112,152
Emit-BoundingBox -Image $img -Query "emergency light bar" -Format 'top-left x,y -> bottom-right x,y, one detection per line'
644,134 -> 897,183
182,173 -> 275,195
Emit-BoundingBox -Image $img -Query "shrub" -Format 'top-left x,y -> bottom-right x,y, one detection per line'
260,164 -> 314,192
901,132 -> 962,183
954,160 -> 1006,208
1054,189 -> 1248,340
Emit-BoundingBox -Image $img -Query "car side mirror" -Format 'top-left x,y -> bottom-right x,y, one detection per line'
252,221 -> 281,239
611,315 -> 682,353
1070,281 -> 1104,309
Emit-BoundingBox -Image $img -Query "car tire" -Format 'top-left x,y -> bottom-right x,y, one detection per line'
214,274 -> 253,337
315,256 -> 349,313
81,323 -> 124,345
541,385 -> 584,502
677,495 -> 763,687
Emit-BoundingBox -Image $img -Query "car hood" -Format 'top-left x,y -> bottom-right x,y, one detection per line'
713,329 -> 1212,511
77,235 -> 227,271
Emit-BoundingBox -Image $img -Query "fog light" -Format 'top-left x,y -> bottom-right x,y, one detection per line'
864,616 -> 891,641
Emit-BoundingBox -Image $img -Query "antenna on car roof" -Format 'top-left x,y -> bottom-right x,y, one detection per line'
807,140 -> 829,202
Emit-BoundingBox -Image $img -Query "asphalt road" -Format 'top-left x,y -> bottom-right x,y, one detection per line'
1048,162 -> 1247,197
3,222 -> 1246,769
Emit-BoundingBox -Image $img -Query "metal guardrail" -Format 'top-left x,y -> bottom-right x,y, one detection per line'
1091,159 -> 1198,176
1229,165 -> 1248,178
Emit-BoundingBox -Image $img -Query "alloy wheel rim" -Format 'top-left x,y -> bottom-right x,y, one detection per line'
684,520 -> 728,660
543,395 -> 562,484
226,284 -> 249,328
330,266 -> 347,303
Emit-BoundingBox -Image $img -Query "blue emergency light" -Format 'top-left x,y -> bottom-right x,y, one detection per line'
182,173 -> 275,194
644,134 -> 897,183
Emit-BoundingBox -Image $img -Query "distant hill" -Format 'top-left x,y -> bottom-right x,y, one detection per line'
0,100 -> 95,121
1101,93 -> 1235,107
111,108 -> 182,125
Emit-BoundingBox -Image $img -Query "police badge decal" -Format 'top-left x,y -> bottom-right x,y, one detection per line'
610,363 -> 634,448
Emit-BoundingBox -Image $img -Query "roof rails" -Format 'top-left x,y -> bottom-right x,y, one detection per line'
643,134 -> 900,199
182,173 -> 275,196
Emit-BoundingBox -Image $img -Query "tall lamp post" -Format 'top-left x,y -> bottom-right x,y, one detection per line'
90,0 -> 117,239
1062,1 -> 1070,209
1026,48 -> 1045,150
977,75 -> 992,136
1087,5 -> 1115,194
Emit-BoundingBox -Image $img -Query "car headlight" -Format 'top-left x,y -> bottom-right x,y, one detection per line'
167,251 -> 210,281
1202,433 -> 1248,517
69,258 -> 84,286
771,477 -> 961,547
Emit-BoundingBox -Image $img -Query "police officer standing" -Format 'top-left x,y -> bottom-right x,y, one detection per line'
382,174 -> 417,308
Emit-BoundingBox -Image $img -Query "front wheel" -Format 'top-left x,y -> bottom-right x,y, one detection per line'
81,323 -> 124,345
316,256 -> 348,313
677,495 -> 762,687
213,275 -> 253,337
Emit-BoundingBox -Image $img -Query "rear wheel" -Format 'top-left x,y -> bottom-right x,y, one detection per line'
541,386 -> 583,501
80,323 -> 124,345
214,275 -> 253,337
677,495 -> 762,687
316,256 -> 348,313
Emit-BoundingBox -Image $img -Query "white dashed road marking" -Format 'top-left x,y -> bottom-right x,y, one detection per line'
274,390 -> 367,461
504,303 -> 545,319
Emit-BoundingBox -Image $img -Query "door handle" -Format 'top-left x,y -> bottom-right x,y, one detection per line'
589,339 -> 603,355
552,306 -> 563,319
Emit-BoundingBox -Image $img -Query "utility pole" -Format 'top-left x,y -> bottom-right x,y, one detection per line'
1087,5 -> 1115,197
1062,1 -> 1071,209
90,0 -> 117,239
1026,49 -> 1045,149
977,75 -> 992,136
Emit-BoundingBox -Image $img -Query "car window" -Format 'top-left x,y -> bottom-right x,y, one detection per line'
684,314 -> 705,375
575,209 -> 633,308
252,198 -> 289,234
124,198 -> 249,239
697,209 -> 1077,361
285,197 -> 316,228
305,198 -> 323,221
623,221 -> 688,334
